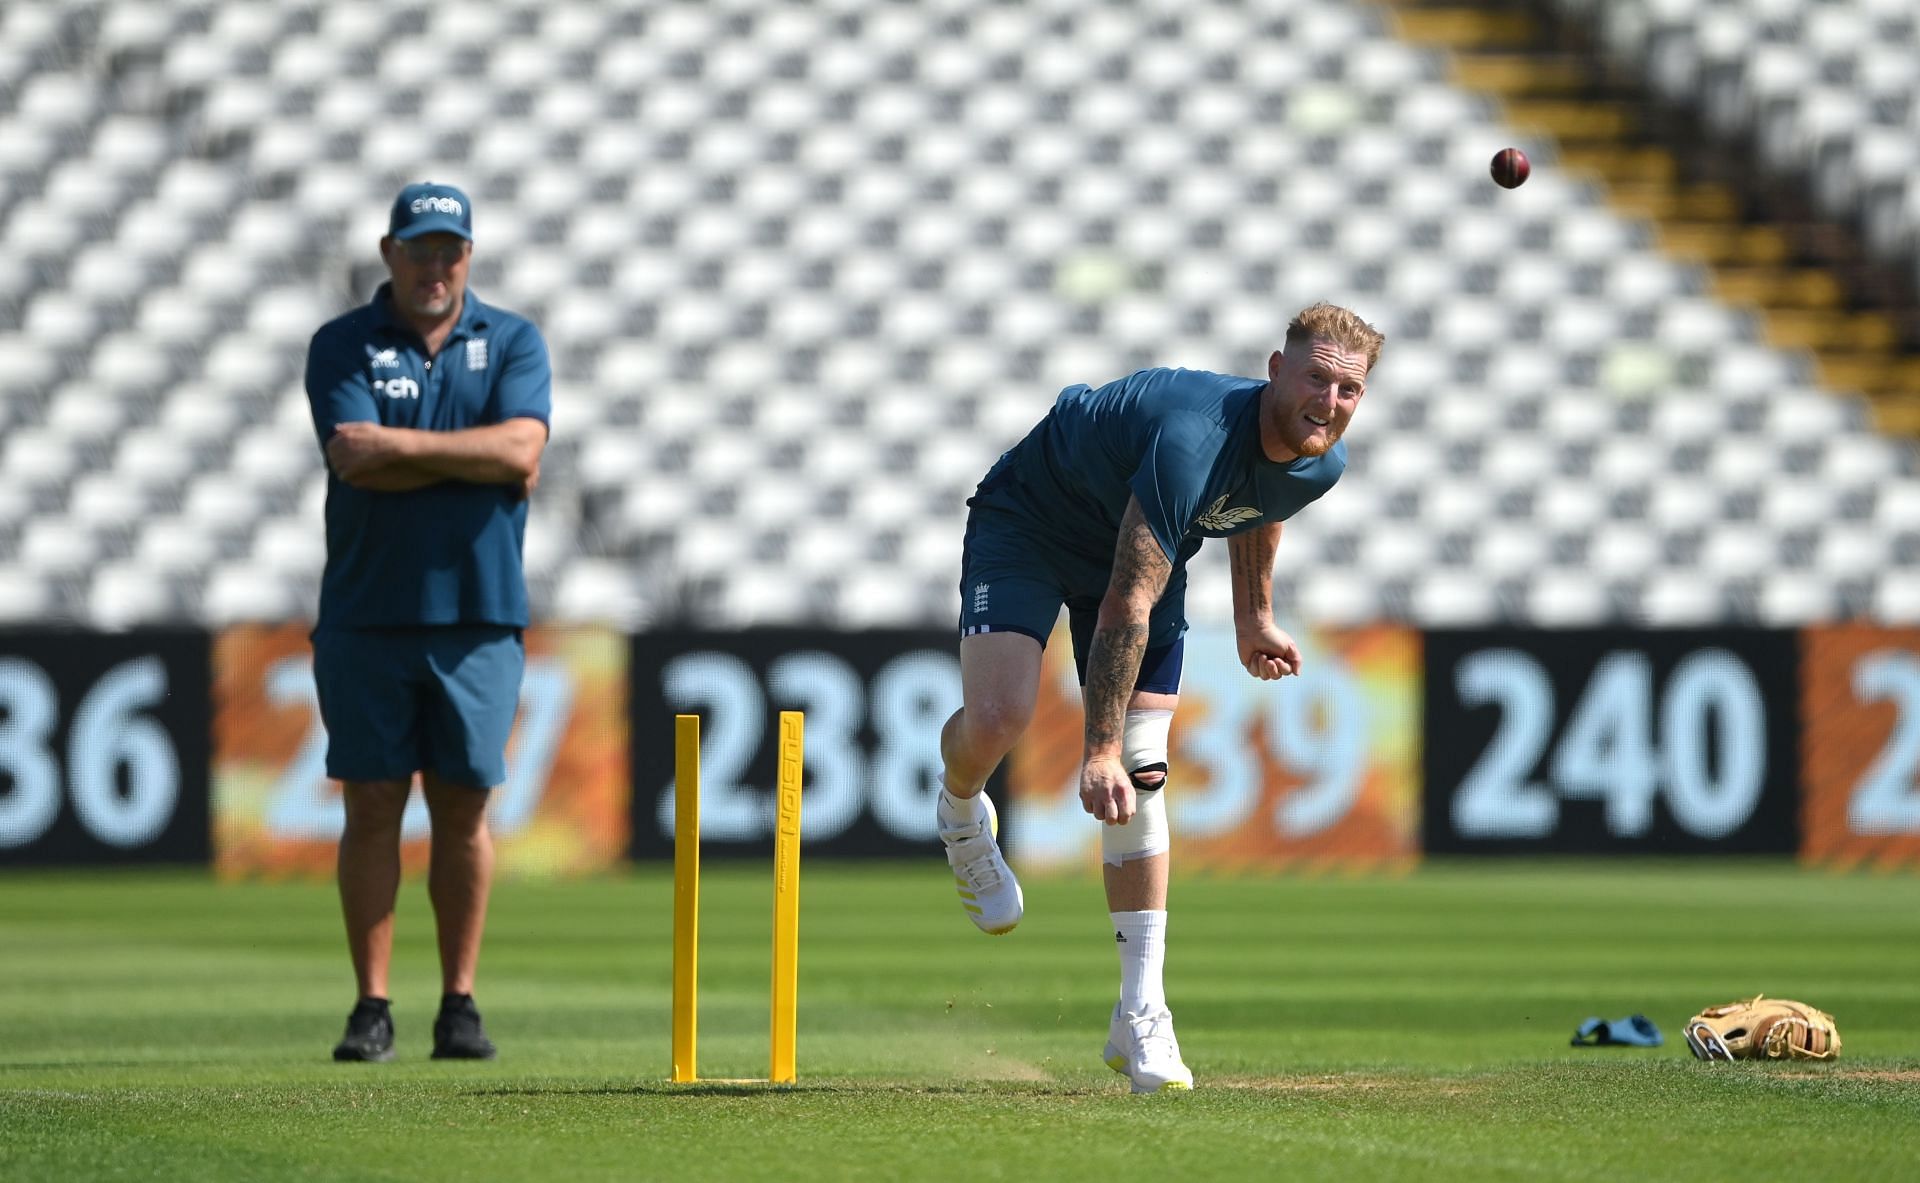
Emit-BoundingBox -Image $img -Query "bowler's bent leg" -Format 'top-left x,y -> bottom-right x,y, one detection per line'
939,630 -> 1043,797
936,631 -> 1040,934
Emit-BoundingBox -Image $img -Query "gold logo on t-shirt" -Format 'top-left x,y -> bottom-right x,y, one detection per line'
1193,494 -> 1261,531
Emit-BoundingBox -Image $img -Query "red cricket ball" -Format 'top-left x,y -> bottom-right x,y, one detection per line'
1491,147 -> 1530,189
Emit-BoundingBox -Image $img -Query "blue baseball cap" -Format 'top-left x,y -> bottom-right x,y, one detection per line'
388,182 -> 473,241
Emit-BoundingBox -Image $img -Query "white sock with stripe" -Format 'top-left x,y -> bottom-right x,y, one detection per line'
1112,910 -> 1168,1018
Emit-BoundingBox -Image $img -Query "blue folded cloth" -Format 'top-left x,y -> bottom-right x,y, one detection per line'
1571,1015 -> 1664,1048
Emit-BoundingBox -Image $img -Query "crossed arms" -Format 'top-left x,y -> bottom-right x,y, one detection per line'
326,418 -> 547,497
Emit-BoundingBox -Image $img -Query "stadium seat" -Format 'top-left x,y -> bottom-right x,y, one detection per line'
3,0 -> 1917,629
87,561 -> 180,629
553,558 -> 650,627
1564,0 -> 1920,260
1526,569 -> 1616,626
0,564 -> 51,622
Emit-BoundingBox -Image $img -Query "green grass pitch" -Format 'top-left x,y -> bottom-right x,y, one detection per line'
3,861 -> 1918,1181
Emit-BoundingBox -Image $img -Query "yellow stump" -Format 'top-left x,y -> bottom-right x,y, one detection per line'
671,714 -> 700,1083
670,711 -> 804,1085
770,711 -> 803,1084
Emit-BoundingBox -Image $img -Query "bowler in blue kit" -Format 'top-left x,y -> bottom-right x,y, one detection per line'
930,304 -> 1385,1094
305,182 -> 549,1064
961,365 -> 1348,690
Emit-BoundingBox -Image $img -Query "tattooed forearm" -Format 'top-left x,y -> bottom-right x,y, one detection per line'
1086,498 -> 1173,758
1108,508 -> 1170,604
1228,523 -> 1281,624
1084,621 -> 1150,752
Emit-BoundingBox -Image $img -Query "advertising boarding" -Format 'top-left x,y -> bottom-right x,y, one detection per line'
212,625 -> 629,878
1004,623 -> 1422,873
1799,626 -> 1920,869
1423,629 -> 1800,854
0,629 -> 211,867
628,629 -> 967,860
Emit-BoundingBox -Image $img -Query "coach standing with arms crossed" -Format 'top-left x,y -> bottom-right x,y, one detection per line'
305,182 -> 550,1062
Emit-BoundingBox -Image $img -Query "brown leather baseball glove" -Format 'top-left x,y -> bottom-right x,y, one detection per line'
1683,996 -> 1840,1061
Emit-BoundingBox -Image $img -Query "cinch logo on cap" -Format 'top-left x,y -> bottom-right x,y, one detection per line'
389,181 -> 474,241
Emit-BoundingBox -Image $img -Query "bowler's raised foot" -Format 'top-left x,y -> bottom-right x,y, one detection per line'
939,792 -> 1024,936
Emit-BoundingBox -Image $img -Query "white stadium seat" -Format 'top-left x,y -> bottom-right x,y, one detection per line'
88,562 -> 179,630
1527,569 -> 1616,626
1,0 -> 1916,627
0,566 -> 51,622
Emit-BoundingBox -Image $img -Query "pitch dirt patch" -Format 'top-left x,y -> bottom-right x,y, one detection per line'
973,1058 -> 1055,1084
1204,1073 -> 1476,1097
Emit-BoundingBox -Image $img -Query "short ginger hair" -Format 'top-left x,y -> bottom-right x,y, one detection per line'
1285,302 -> 1386,372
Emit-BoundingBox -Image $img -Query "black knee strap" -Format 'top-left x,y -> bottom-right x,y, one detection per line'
1128,762 -> 1168,793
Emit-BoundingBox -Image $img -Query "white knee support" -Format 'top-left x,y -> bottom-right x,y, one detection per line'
1102,709 -> 1172,867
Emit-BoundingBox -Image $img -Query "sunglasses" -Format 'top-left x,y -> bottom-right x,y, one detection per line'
397,240 -> 469,266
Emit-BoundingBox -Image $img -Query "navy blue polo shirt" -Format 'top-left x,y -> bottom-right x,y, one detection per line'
972,367 -> 1344,570
304,283 -> 551,630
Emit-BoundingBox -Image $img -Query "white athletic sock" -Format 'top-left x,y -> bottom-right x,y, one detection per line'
936,777 -> 987,831
1112,910 -> 1168,1017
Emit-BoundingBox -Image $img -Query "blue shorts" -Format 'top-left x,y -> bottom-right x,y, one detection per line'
958,503 -> 1187,695
311,625 -> 524,789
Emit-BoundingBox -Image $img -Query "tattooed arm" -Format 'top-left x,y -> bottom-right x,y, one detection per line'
1080,497 -> 1173,825
1228,523 -> 1301,680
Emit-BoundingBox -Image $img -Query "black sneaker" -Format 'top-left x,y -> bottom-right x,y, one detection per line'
332,998 -> 395,1063
432,993 -> 497,1060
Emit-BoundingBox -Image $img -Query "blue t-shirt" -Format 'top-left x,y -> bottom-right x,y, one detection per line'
305,284 -> 551,630
973,367 -> 1344,569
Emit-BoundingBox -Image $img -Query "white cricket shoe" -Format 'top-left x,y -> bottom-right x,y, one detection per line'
939,792 -> 1023,935
1103,1003 -> 1194,1094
